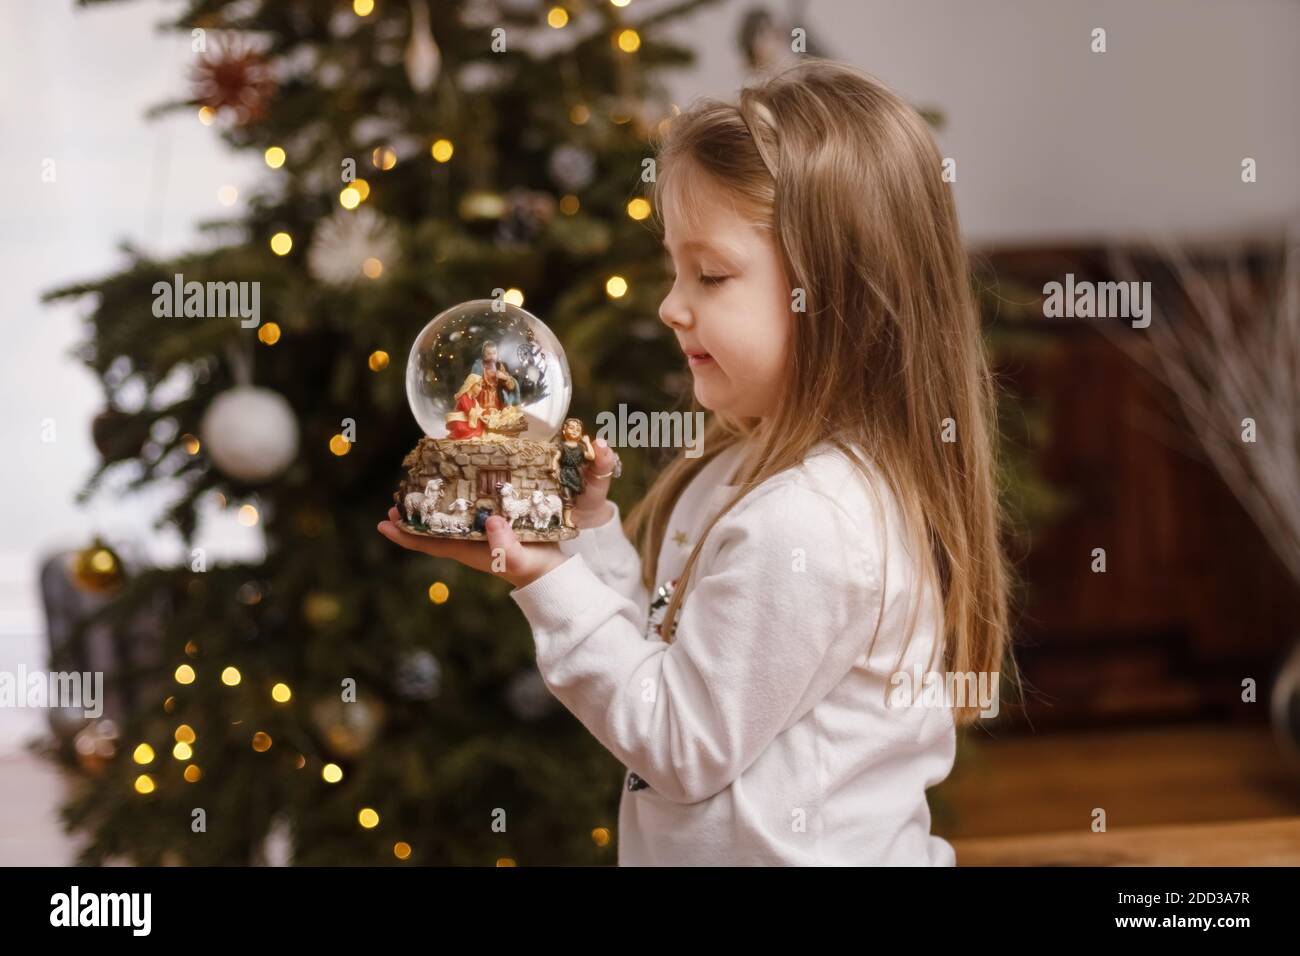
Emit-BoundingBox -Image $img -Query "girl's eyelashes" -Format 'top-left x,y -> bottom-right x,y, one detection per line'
660,248 -> 728,286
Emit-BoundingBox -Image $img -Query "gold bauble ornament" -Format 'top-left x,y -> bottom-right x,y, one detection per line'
73,719 -> 120,775
303,591 -> 342,626
70,539 -> 124,594
310,697 -> 385,759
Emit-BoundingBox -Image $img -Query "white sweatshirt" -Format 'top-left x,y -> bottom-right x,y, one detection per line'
509,438 -> 957,866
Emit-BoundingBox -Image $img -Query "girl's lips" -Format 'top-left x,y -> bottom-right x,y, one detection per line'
686,352 -> 713,367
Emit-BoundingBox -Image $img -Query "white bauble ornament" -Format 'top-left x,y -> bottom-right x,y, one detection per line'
548,144 -> 595,192
395,648 -> 442,701
405,0 -> 441,93
308,206 -> 400,286
311,697 -> 384,758
506,669 -> 555,721
199,386 -> 299,483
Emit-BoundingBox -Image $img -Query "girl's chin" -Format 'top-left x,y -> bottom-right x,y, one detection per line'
692,378 -> 731,413
694,376 -> 770,419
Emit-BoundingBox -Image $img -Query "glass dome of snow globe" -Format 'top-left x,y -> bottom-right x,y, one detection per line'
405,299 -> 572,442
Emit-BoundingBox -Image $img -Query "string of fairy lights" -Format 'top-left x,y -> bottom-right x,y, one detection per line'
130,0 -> 668,863
143,602 -> 612,862
141,642 -> 440,858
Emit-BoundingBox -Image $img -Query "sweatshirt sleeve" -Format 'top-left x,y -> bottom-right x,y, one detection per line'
509,479 -> 884,805
555,499 -> 649,619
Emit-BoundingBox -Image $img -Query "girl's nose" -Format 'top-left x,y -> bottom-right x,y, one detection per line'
658,278 -> 691,330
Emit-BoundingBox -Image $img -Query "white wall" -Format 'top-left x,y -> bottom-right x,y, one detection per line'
0,0 -> 264,757
663,0 -> 1300,245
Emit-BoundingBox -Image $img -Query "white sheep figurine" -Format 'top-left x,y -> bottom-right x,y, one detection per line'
428,497 -> 473,534
528,489 -> 563,530
418,488 -> 446,527
495,482 -> 533,529
404,478 -> 445,526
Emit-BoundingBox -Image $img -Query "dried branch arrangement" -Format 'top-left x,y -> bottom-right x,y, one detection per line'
1108,231 -> 1300,589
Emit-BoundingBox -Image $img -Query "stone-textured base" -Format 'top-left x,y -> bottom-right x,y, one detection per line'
395,435 -> 576,540
395,519 -> 578,542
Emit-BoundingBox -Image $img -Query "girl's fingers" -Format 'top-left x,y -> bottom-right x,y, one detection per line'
378,509 -> 486,568
483,517 -> 569,587
575,439 -> 616,507
484,516 -> 533,581
379,507 -> 561,585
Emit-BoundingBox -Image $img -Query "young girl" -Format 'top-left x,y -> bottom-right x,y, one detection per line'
380,58 -> 1012,866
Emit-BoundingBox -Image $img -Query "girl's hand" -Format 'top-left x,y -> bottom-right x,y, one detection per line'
571,438 -> 618,529
377,508 -> 567,589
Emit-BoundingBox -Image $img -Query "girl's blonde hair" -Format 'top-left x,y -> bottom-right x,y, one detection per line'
624,59 -> 1016,727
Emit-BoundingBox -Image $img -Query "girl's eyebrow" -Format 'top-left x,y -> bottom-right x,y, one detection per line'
662,237 -> 741,259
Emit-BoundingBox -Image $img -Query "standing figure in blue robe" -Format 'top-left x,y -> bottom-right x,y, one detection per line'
471,340 -> 521,412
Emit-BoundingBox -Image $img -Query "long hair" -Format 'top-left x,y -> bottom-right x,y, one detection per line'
621,59 -> 1017,727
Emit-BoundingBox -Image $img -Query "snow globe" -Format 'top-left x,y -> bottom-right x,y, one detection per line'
394,299 -> 589,541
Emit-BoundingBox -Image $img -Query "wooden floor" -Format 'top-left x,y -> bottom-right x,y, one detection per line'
954,816 -> 1300,866
933,721 -> 1300,865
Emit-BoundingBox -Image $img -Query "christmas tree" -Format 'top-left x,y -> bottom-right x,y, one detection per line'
46,0 -> 717,866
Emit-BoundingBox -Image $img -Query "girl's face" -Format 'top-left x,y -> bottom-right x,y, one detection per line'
658,174 -> 791,419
